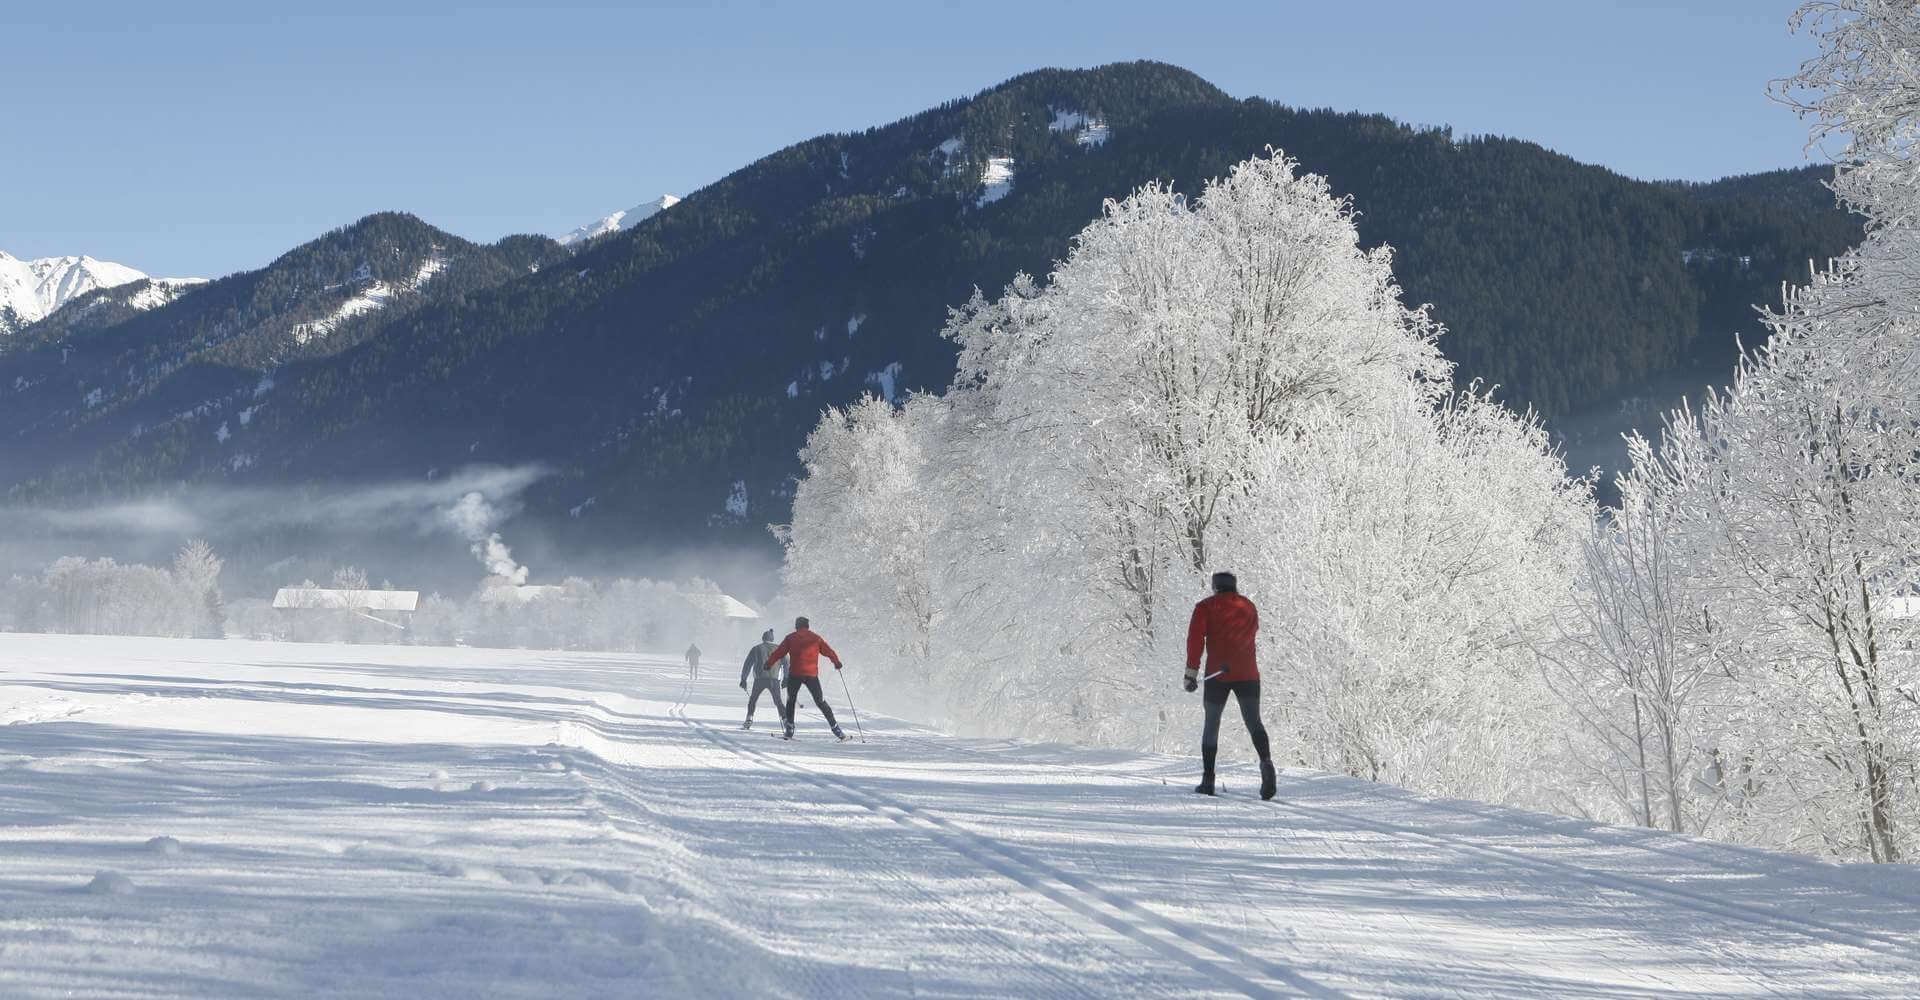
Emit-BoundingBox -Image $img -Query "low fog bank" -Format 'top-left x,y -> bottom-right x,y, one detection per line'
1549,366 -> 1736,497
0,468 -> 784,654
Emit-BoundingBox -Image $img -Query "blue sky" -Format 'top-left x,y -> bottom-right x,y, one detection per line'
6,1 -> 1824,279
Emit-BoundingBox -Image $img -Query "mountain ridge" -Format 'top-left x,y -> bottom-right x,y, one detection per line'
0,61 -> 1863,588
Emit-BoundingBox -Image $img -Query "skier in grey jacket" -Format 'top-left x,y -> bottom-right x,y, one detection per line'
739,629 -> 787,730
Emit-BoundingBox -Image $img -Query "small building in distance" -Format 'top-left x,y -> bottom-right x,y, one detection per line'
705,593 -> 761,623
691,591 -> 765,646
271,587 -> 419,641
477,584 -> 568,605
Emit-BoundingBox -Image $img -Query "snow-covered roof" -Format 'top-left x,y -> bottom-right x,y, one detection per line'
696,593 -> 761,620
479,584 -> 568,604
272,588 -> 420,612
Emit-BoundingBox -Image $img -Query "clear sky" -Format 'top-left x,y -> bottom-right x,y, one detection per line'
5,0 -> 1824,279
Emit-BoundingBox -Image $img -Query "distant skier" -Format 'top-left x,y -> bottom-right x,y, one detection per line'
685,641 -> 702,681
739,628 -> 787,730
765,616 -> 848,741
1184,571 -> 1276,800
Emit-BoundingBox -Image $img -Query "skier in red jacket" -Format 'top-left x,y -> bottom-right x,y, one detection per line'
766,616 -> 848,741
1185,571 -> 1275,799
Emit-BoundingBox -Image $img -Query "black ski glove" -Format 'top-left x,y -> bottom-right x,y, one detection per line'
1183,668 -> 1199,693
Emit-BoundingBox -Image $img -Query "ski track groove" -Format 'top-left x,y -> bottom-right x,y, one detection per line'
669,685 -> 1344,1000
545,721 -> 1102,999
902,728 -> 1920,911
655,682 -> 1110,1000
889,730 -> 1920,975
1316,774 -> 1920,909
25,654 -> 1909,994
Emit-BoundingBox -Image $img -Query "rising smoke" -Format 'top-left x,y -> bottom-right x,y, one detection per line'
2,465 -> 549,538
444,491 -> 530,585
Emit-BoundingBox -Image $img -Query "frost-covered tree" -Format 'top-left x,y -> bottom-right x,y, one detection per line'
1235,390 -> 1588,804
1552,1 -> 1920,860
1779,1 -> 1920,233
1694,272 -> 1920,861
172,539 -> 226,639
782,394 -> 940,664
782,150 -> 1590,802
1546,429 -> 1735,833
38,556 -> 196,637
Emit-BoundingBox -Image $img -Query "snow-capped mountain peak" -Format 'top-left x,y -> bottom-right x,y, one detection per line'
0,250 -> 155,333
555,194 -> 682,247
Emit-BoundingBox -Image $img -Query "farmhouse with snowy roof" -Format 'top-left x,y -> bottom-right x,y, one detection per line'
271,587 -> 419,640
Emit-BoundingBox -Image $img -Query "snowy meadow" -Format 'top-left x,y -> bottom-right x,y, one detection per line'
2,635 -> 1917,997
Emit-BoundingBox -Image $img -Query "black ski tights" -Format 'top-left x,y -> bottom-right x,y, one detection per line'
747,678 -> 786,722
783,675 -> 839,729
1201,679 -> 1270,777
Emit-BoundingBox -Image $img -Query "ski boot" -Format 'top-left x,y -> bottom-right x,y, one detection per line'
832,724 -> 849,742
741,718 -> 754,731
1194,774 -> 1216,796
782,721 -> 795,741
1259,759 -> 1277,801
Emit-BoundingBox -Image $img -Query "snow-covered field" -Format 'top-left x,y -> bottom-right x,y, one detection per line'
1,635 -> 1916,998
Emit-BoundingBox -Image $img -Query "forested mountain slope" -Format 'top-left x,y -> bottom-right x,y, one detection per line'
0,215 -> 566,489
0,62 -> 1860,557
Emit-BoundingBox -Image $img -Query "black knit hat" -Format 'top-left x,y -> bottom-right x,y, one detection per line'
1211,571 -> 1238,594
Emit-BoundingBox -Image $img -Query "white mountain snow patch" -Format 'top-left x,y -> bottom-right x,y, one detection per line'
1049,107 -> 1110,148
125,278 -> 207,311
0,634 -> 1915,998
291,255 -> 446,346
866,361 -> 903,403
292,287 -> 391,345
555,195 -> 681,247
977,157 -> 1016,206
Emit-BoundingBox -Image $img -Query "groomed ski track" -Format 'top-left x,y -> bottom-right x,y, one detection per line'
2,636 -> 1917,998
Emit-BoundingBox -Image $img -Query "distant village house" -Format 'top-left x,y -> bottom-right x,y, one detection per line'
271,587 -> 418,640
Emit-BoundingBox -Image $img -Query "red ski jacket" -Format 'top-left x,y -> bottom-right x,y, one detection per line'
1186,592 -> 1259,683
766,628 -> 842,679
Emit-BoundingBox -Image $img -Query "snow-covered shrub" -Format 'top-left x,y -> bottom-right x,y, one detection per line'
39,556 -> 199,637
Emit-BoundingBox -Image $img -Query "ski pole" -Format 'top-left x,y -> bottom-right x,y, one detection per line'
837,667 -> 866,743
